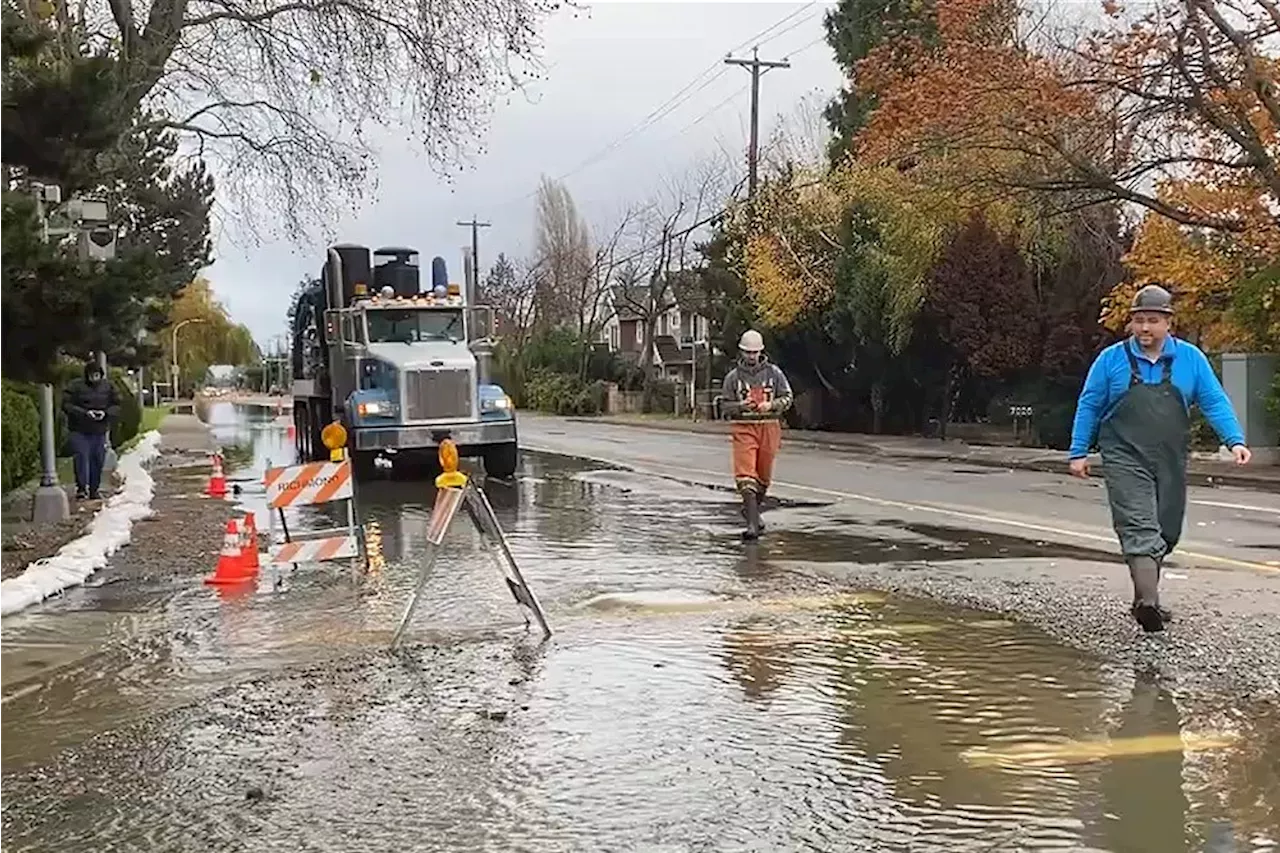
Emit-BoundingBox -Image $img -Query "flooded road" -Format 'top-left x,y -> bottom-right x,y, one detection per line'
2,404 -> 1277,852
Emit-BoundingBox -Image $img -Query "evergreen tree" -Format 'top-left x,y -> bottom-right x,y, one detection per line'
822,0 -> 935,166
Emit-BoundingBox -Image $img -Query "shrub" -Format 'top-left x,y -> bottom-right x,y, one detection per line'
644,378 -> 679,414
109,369 -> 143,447
2,381 -> 41,493
523,370 -> 605,415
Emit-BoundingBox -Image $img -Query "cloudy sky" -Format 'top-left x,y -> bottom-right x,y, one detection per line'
205,2 -> 844,347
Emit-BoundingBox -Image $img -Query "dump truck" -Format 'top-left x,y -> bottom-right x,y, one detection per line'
290,244 -> 518,478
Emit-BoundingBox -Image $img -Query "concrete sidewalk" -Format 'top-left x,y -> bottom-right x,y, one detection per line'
158,413 -> 217,454
564,414 -> 1280,492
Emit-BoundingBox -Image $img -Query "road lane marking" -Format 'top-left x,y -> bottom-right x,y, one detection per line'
523,439 -> 1278,575
577,591 -> 889,618
962,732 -> 1237,767
1190,499 -> 1280,515
764,477 -> 1280,574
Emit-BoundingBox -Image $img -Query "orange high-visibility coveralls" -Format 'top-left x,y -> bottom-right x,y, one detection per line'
721,359 -> 793,494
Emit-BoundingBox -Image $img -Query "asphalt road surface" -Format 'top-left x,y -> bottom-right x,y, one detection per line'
3,406 -> 1277,852
520,414 -> 1280,577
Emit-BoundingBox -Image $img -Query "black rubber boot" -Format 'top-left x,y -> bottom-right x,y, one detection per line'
1155,556 -> 1173,623
742,488 -> 767,532
1127,555 -> 1165,633
741,491 -> 761,542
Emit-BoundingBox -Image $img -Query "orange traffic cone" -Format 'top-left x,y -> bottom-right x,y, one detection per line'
241,513 -> 261,571
205,519 -> 252,585
206,453 -> 228,497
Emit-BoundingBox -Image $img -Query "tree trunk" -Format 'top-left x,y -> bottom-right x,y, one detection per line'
939,367 -> 954,442
870,382 -> 885,435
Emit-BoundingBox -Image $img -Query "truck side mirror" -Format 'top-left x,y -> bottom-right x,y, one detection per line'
470,306 -> 496,341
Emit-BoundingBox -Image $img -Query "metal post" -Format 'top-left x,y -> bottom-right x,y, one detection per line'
171,317 -> 205,401
32,384 -> 70,522
99,351 -> 118,475
690,341 -> 697,421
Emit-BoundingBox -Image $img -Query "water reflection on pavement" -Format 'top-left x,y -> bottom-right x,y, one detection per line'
1,403 -> 1275,852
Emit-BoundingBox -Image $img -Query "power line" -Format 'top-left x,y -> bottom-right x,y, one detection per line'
658,33 -> 831,148
493,4 -> 825,211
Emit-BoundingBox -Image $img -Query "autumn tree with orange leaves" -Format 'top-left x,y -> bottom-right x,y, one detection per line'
853,0 -> 1278,359
854,0 -> 1278,233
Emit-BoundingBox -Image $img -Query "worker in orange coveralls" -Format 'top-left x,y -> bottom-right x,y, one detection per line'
719,329 -> 793,541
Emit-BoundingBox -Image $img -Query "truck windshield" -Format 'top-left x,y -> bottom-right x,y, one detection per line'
365,309 -> 464,344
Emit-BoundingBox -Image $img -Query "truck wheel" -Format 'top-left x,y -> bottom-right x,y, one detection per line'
483,442 -> 519,479
352,450 -> 379,480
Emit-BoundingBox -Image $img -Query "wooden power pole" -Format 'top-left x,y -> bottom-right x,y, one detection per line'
457,217 -> 491,288
725,47 -> 791,198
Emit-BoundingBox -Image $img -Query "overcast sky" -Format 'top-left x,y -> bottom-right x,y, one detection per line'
205,2 -> 843,347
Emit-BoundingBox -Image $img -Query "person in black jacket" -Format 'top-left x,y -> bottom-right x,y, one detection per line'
62,362 -> 121,500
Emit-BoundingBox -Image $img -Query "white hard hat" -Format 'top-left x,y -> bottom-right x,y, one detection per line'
738,329 -> 765,352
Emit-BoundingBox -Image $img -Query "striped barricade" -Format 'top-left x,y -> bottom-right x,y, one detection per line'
264,460 -> 353,509
268,535 -> 358,566
263,457 -> 364,572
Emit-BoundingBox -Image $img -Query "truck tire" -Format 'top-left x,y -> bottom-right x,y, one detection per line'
483,441 -> 519,479
352,450 -> 379,480
309,402 -> 328,461
295,402 -> 310,459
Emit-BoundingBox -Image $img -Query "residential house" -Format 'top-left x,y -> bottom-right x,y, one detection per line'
601,278 -> 712,386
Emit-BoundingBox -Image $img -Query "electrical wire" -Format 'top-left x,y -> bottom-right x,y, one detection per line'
493,3 -> 826,210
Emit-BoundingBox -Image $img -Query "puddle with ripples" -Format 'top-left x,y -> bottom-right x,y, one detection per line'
1,402 -> 1276,851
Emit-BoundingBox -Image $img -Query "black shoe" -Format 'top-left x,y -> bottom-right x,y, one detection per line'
88,490 -> 102,501
75,489 -> 88,501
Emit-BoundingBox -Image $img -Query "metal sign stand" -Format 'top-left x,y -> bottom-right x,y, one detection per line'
391,447 -> 551,649
263,453 -> 365,584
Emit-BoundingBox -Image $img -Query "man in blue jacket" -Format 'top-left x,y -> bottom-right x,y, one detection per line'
1068,284 -> 1251,633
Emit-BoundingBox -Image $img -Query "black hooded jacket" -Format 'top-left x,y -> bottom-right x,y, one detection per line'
62,364 -> 122,435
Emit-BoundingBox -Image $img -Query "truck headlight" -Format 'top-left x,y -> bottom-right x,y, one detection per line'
357,400 -> 396,417
482,395 -> 511,413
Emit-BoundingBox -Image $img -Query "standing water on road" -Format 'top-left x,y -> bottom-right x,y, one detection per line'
2,403 -> 1275,852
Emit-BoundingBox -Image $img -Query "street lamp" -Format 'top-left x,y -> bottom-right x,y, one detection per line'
171,318 -> 206,401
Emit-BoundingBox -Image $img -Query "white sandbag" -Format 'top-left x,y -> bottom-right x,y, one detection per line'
1,431 -> 164,617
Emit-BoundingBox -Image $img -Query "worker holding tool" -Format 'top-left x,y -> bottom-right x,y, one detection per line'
720,329 -> 793,541
1068,284 -> 1250,633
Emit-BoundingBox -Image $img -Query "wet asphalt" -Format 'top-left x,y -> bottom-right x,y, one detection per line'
1,404 -> 1277,852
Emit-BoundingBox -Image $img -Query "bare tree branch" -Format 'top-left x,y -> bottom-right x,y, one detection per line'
20,0 -> 562,242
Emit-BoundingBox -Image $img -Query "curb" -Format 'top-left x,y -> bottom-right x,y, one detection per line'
564,417 -> 1280,494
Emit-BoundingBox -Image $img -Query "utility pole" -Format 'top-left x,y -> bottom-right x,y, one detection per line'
456,217 -> 491,294
457,217 -> 493,385
725,47 -> 791,199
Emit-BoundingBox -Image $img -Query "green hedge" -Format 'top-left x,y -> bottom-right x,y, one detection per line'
109,370 -> 142,448
0,366 -> 145,494
523,370 -> 607,415
2,381 -> 41,493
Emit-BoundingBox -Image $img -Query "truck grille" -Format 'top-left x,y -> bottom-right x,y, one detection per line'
405,369 -> 472,421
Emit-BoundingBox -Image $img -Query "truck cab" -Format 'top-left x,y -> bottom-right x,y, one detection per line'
291,245 -> 518,478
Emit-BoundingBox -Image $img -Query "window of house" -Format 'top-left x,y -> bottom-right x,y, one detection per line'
659,314 -> 668,336
635,323 -> 643,345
